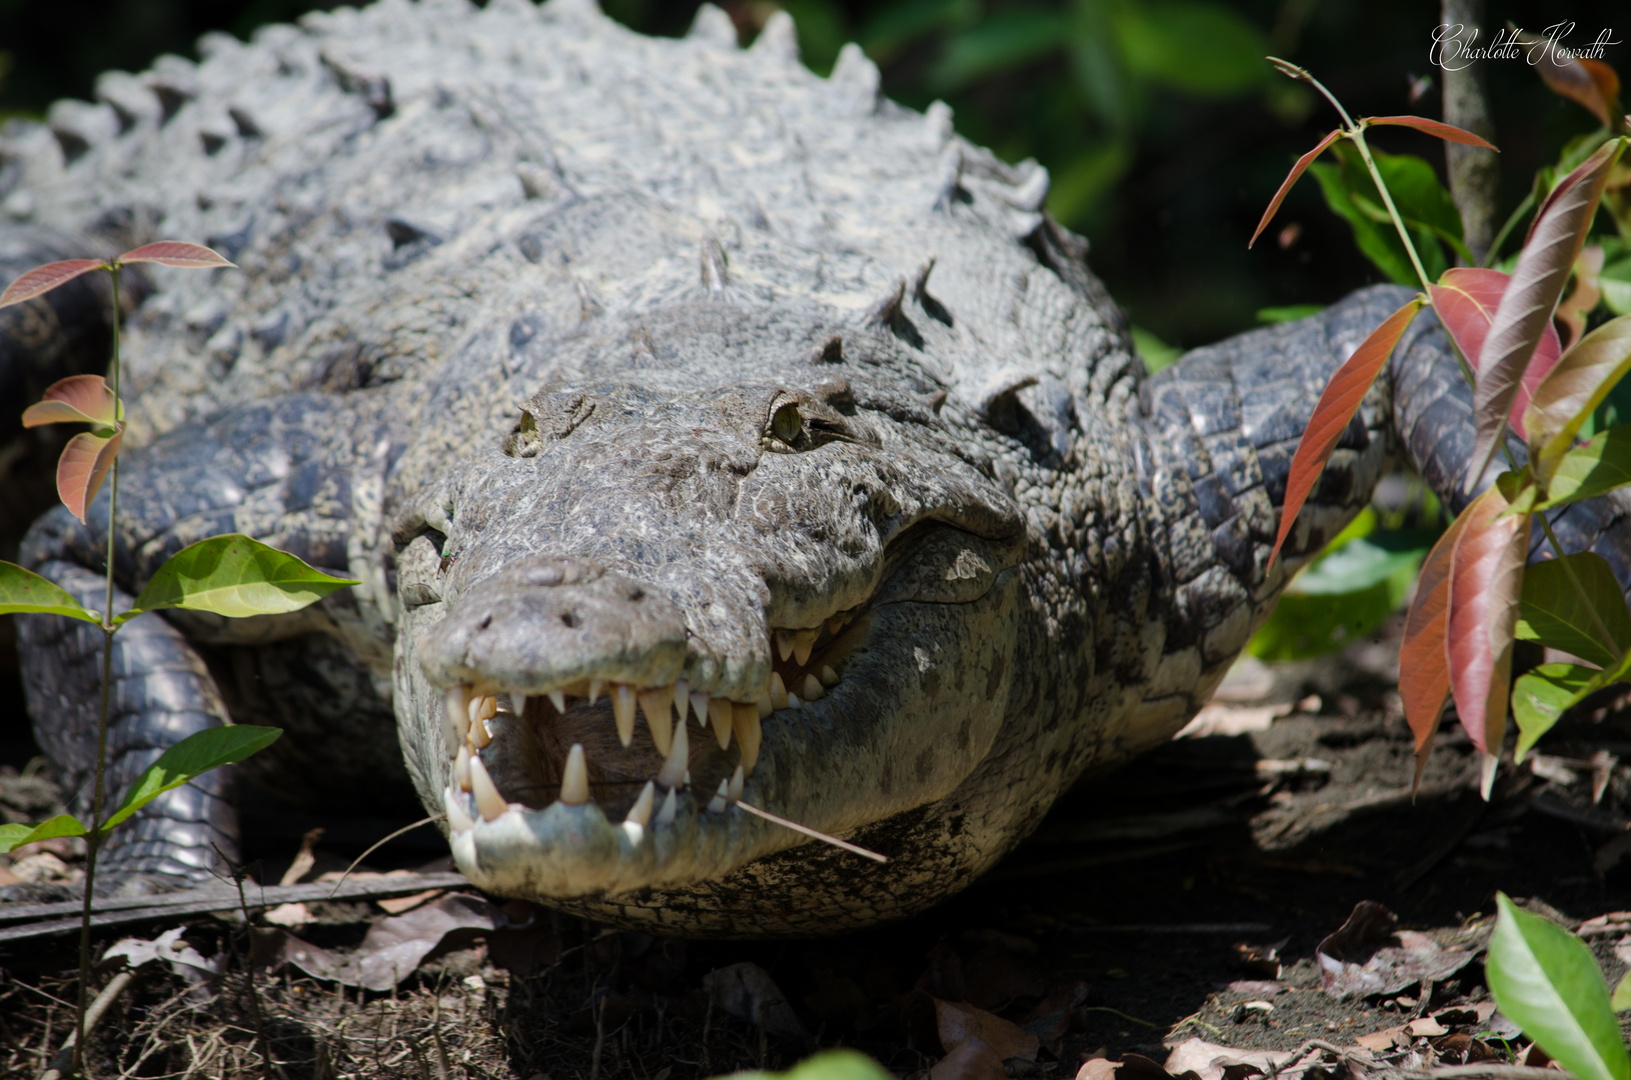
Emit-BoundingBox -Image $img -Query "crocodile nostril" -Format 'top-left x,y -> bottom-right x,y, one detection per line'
629,589 -> 645,602
560,612 -> 580,628
478,613 -> 492,629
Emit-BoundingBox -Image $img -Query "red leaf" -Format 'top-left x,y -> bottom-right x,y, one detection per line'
1268,299 -> 1422,567
1365,115 -> 1498,151
1446,486 -> 1531,762
1428,267 -> 1562,440
56,428 -> 122,524
1250,128 -> 1342,249
20,375 -> 119,429
1400,509 -> 1473,756
0,259 -> 106,309
116,241 -> 236,269
1525,31 -> 1624,132
1467,138 -> 1623,490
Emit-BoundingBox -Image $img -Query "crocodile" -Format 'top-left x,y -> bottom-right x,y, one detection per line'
7,0 -> 1628,936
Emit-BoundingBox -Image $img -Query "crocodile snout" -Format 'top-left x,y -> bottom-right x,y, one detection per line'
418,556 -> 688,694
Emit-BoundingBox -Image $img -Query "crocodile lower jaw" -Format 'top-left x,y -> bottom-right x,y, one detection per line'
438,611 -> 870,897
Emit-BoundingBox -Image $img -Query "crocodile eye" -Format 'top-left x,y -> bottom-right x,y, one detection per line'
770,402 -> 802,444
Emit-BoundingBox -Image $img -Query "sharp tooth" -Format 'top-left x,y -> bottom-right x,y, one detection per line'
455,745 -> 472,791
469,753 -> 507,821
709,697 -> 733,750
639,687 -> 674,756
673,679 -> 690,725
775,629 -> 794,661
707,779 -> 729,814
446,686 -> 472,752
560,743 -> 590,805
656,785 -> 677,827
444,786 -> 475,832
787,692 -> 801,709
548,689 -> 566,712
769,672 -> 788,711
733,703 -> 762,772
756,686 -> 773,719
612,684 -> 637,747
828,614 -> 846,635
728,764 -> 744,802
820,665 -> 840,688
794,628 -> 818,666
588,678 -> 603,703
691,690 -> 711,728
496,693 -> 519,714
468,713 -> 493,749
470,695 -> 498,723
626,780 -> 655,827
802,673 -> 825,702
657,718 -> 689,789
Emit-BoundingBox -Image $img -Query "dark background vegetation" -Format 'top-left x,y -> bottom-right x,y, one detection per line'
0,0 -> 1625,350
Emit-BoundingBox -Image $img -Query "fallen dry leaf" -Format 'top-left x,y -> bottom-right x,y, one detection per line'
703,962 -> 807,1045
1315,901 -> 1476,998
1164,1038 -> 1307,1080
263,902 -> 313,929
102,927 -> 221,978
1175,702 -> 1294,739
1076,1059 -> 1119,1080
1024,981 -> 1090,1049
930,1035 -> 1006,1080
252,893 -> 500,990
934,997 -> 1039,1061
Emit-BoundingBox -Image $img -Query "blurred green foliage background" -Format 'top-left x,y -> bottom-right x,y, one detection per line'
0,0 -> 1623,349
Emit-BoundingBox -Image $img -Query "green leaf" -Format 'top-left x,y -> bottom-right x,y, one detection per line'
121,534 -> 358,623
1257,304 -> 1326,324
1542,426 -> 1631,508
1602,255 -> 1631,316
1112,1 -> 1266,96
102,725 -> 282,831
0,561 -> 101,623
714,1050 -> 895,1080
933,6 -> 1067,86
1614,969 -> 1631,1012
1515,553 -> 1631,668
1131,325 -> 1180,373
0,814 -> 88,854
1308,144 -> 1465,285
1513,663 -> 1600,761
1486,893 -> 1631,1080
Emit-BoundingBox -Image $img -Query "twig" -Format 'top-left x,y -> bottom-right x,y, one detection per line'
225,855 -> 282,1080
37,969 -> 135,1080
734,801 -> 887,862
325,815 -> 442,897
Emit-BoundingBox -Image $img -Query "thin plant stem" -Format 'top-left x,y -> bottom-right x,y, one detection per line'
1483,191 -> 1535,268
73,264 -> 122,1079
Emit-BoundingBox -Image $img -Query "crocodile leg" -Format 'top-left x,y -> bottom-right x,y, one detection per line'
15,394 -> 393,890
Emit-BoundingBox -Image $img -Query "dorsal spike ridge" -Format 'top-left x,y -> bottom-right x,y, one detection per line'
865,278 -> 906,329
750,10 -> 799,64
829,43 -> 880,102
687,3 -> 738,48
701,237 -> 729,297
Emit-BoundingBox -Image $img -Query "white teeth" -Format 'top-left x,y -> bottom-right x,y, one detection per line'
612,683 -> 637,747
657,718 -> 689,789
728,764 -> 744,802
709,697 -> 733,750
560,743 -> 590,805
639,687 -> 673,756
794,628 -> 818,666
707,778 -> 729,814
733,703 -> 762,772
828,614 -> 846,635
802,673 -> 825,702
820,665 -> 840,688
455,744 -> 472,791
756,686 -> 773,719
470,695 -> 498,724
787,692 -> 801,709
656,786 -> 677,827
691,690 -> 711,728
626,780 -> 655,827
588,678 -> 603,703
769,672 -> 788,711
469,753 -> 507,821
775,629 -> 794,661
446,686 -> 472,752
469,712 -> 493,749
674,679 -> 690,725
548,689 -> 566,713
443,786 -> 475,832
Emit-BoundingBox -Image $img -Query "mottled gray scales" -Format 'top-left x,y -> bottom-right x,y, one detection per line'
5,0 -> 1618,935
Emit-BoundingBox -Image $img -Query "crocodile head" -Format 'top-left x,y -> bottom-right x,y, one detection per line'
391,302 -> 1032,928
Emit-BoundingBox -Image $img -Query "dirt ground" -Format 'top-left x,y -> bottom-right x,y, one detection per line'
2,618 -> 1630,1080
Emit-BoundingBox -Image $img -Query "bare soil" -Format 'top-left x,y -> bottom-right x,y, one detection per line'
2,622 -> 1630,1080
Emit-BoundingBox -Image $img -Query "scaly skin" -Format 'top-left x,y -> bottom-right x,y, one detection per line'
6,0 -> 1627,934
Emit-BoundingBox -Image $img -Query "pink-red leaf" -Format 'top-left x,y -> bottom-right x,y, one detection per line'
1250,128 -> 1343,249
1400,509 -> 1473,754
1526,314 -> 1631,473
0,259 -> 105,309
1268,299 -> 1422,567
1365,115 -> 1498,150
56,428 -> 122,524
20,375 -> 120,429
116,241 -> 235,269
1526,33 -> 1624,133
1446,486 -> 1531,764
1429,268 -> 1563,440
1466,138 -> 1624,490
